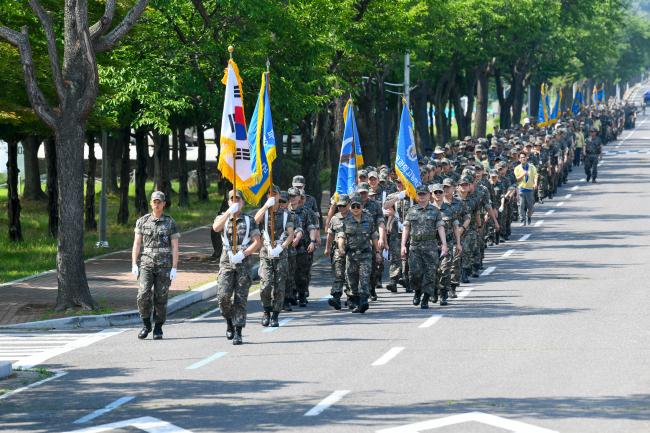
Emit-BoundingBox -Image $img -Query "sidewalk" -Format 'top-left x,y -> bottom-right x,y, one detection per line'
0,227 -> 219,326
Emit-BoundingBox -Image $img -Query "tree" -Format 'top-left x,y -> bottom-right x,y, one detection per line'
0,0 -> 149,310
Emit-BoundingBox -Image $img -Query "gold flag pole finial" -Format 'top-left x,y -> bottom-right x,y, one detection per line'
228,45 -> 235,59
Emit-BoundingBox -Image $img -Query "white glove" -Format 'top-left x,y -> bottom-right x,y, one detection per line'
397,191 -> 406,200
382,209 -> 389,217
226,203 -> 240,215
131,264 -> 139,278
230,251 -> 245,264
264,197 -> 276,208
382,249 -> 389,260
169,268 -> 177,280
498,205 -> 504,213
270,245 -> 284,258
398,222 -> 404,231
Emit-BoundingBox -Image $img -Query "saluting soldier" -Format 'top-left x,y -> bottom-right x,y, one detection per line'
212,190 -> 262,345
132,191 -> 180,340
401,184 -> 448,309
254,186 -> 295,327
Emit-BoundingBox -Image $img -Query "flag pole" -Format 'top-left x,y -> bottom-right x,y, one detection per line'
266,58 -> 275,244
229,45 -> 237,251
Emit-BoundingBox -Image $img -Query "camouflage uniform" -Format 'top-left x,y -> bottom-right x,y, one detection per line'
327,210 -> 348,298
434,200 -> 456,303
404,203 -> 444,298
135,214 -> 180,324
385,192 -> 411,290
448,196 -> 469,289
259,208 -> 295,313
584,135 -> 602,181
458,192 -> 479,279
215,213 -> 261,327
292,205 -> 317,302
362,197 -> 385,291
338,212 -> 378,309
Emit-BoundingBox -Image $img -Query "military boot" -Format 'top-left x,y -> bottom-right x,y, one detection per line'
152,323 -> 163,340
232,326 -> 243,345
412,290 -> 422,306
348,295 -> 359,310
432,288 -> 439,304
328,294 -> 342,310
450,285 -> 458,299
261,307 -> 271,327
386,281 -> 398,293
298,293 -> 308,307
369,287 -> 378,301
270,312 -> 280,327
440,288 -> 449,306
420,293 -> 430,309
283,299 -> 293,312
471,265 -> 480,278
354,296 -> 369,313
138,318 -> 152,340
226,319 -> 235,340
461,270 -> 470,284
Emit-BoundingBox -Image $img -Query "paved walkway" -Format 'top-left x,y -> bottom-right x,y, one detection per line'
0,227 -> 219,326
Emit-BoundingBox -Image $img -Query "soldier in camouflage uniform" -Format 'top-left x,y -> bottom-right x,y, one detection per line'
383,181 -> 412,293
456,176 -> 479,283
212,190 -> 262,345
289,187 -> 318,307
324,194 -> 350,310
292,175 -> 320,229
357,182 -> 386,300
254,186 -> 295,327
584,127 -> 602,182
280,192 -> 299,311
337,194 -> 379,313
431,183 -> 455,305
443,178 -> 469,298
132,191 -> 180,340
402,184 -> 448,309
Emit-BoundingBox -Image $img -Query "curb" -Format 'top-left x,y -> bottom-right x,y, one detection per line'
0,279 -> 218,331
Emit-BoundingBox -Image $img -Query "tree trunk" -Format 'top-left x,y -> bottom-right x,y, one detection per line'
45,136 -> 58,238
22,135 -> 46,200
511,78 -> 526,126
495,70 -> 513,129
475,68 -> 489,138
153,131 -> 172,208
54,120 -> 96,311
105,132 -> 119,194
178,126 -> 189,207
134,128 -> 148,215
196,125 -> 208,201
301,110 -> 327,213
6,139 -> 23,242
117,126 -> 130,225
171,128 -> 179,179
412,82 -> 431,154
85,132 -> 97,231
530,82 -> 541,120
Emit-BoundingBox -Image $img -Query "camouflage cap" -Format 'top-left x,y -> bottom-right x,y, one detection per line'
442,177 -> 455,187
350,193 -> 362,204
280,191 -> 289,202
433,147 -> 445,154
151,191 -> 166,201
292,175 -> 305,186
379,172 -> 389,181
368,171 -> 379,179
460,175 -> 474,184
336,194 -> 350,205
416,184 -> 429,194
440,158 -> 450,165
357,182 -> 370,192
489,169 -> 499,177
287,187 -> 301,196
271,184 -> 281,194
358,169 -> 369,178
430,183 -> 444,193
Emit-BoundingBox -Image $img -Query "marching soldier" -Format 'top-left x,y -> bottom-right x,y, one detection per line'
212,190 -> 262,345
254,186 -> 295,327
431,183 -> 456,305
584,126 -> 603,182
324,194 -> 351,310
132,191 -> 180,340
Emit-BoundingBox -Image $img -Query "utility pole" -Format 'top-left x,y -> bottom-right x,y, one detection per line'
97,130 -> 109,248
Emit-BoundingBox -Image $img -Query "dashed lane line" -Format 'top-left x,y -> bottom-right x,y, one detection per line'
556,202 -> 565,207
534,220 -> 545,227
518,234 -> 531,242
501,249 -> 515,258
371,347 -> 405,367
186,351 -> 228,370
480,267 -> 496,277
545,209 -> 555,216
304,390 -> 351,416
418,314 -> 443,329
73,396 -> 135,424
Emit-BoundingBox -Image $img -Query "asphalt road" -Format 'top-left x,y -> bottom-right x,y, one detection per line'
1,114 -> 650,433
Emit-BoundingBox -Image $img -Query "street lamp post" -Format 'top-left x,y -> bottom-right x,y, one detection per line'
97,130 -> 109,248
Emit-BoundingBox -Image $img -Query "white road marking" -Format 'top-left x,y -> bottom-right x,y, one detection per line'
565,194 -> 572,199
580,178 -> 586,182
534,220 -> 544,227
457,287 -> 474,300
262,317 -> 294,333
518,234 -> 531,242
0,370 -> 67,401
418,314 -> 443,329
317,295 -> 330,302
186,351 -> 227,370
73,396 -> 135,424
372,347 -> 405,366
0,329 -> 126,370
501,249 -> 515,258
556,202 -> 564,207
375,411 -> 559,433
304,390 -> 350,416
61,416 -> 193,433
545,209 -> 555,216
480,267 -> 496,276
571,185 -> 579,191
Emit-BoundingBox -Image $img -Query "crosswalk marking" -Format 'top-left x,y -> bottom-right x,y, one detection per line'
0,329 -> 126,369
